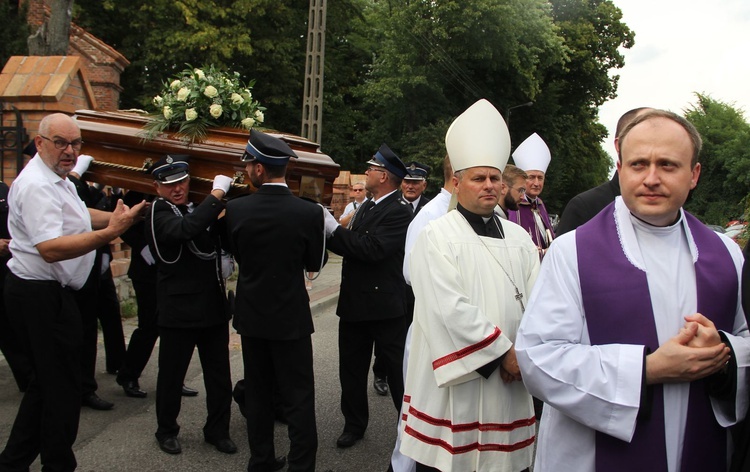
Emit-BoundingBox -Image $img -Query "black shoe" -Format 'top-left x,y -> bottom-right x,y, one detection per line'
205,437 -> 237,454
264,456 -> 286,471
373,377 -> 388,396
336,431 -> 363,448
121,380 -> 147,398
181,385 -> 199,397
158,436 -> 182,454
82,393 -> 114,410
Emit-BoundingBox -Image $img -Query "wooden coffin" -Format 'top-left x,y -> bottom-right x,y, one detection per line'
73,110 -> 340,205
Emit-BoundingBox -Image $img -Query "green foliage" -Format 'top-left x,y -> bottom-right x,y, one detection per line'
523,0 -> 634,213
684,93 -> 750,225
66,0 -> 633,209
0,1 -> 29,67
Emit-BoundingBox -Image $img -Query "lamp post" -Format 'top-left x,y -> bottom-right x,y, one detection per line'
505,101 -> 533,129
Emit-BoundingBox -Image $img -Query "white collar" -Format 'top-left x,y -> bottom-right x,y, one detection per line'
613,196 -> 698,271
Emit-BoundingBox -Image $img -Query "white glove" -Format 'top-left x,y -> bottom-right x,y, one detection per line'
220,251 -> 235,279
212,175 -> 233,194
140,246 -> 156,266
324,209 -> 340,236
72,154 -> 94,176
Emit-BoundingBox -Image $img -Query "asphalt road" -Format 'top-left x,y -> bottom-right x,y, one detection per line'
0,302 -> 399,472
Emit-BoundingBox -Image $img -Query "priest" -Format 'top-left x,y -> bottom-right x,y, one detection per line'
516,109 -> 750,472
400,99 -> 540,472
507,133 -> 555,256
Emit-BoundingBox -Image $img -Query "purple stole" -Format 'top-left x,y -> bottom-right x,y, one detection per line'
576,203 -> 737,472
507,196 -> 555,248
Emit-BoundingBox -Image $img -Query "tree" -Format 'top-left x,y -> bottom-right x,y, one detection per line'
0,1 -> 29,67
684,93 -> 750,224
336,0 -> 567,173
28,0 -> 74,55
522,0 -> 634,214
70,0 -> 634,197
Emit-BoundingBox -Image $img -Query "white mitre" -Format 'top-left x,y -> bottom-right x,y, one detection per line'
445,99 -> 511,172
512,132 -> 551,173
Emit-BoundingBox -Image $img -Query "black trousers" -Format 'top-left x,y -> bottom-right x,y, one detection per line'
373,286 -> 415,380
0,273 -> 82,472
95,268 -> 125,374
0,271 -> 32,391
117,279 -> 158,383
339,317 -> 406,436
155,323 -> 232,442
243,335 -> 317,472
74,265 -> 126,395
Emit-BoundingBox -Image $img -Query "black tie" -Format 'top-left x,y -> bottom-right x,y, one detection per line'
355,199 -> 375,226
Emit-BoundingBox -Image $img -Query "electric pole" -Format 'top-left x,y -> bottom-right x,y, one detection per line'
301,0 -> 327,145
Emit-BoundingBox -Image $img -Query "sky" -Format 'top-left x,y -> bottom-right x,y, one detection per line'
598,0 -> 750,166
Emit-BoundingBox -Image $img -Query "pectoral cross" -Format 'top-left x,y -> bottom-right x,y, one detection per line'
514,288 -> 525,311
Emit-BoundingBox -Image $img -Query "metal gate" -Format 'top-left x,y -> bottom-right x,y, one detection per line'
0,101 -> 28,181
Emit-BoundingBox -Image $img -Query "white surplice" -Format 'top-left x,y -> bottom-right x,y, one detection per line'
515,197 -> 750,472
400,210 -> 540,472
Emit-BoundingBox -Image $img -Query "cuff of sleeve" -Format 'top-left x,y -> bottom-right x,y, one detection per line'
638,347 -> 652,421
476,357 -> 502,379
707,332 -> 737,401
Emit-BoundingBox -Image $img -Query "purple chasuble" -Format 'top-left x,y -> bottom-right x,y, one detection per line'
576,203 -> 737,472
507,196 -> 555,249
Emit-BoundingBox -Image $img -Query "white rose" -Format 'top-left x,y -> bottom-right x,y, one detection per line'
177,87 -> 190,101
231,93 -> 244,105
241,117 -> 255,129
254,110 -> 264,123
163,106 -> 173,120
153,95 -> 163,106
204,85 -> 218,98
194,68 -> 205,80
245,89 -> 252,99
185,108 -> 198,121
170,80 -> 182,90
209,104 -> 223,119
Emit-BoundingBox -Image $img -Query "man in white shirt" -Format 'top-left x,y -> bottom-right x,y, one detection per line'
338,181 -> 367,227
0,113 -> 146,472
516,109 -> 750,472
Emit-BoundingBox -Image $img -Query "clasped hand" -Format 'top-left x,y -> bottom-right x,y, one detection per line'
646,313 -> 730,385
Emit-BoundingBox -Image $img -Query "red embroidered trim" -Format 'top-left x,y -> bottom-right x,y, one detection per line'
403,395 -> 411,403
432,327 -> 502,370
404,425 -> 535,454
408,405 -> 536,432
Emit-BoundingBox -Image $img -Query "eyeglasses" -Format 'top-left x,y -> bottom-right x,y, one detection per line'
512,187 -> 526,194
352,188 -> 364,192
366,166 -> 386,174
40,135 -> 83,151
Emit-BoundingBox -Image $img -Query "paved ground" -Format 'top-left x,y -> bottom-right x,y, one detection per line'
0,254 -> 401,471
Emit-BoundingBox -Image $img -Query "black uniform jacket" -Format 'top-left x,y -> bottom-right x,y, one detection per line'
412,193 -> 431,215
119,192 -> 156,284
145,195 -> 226,329
327,190 -> 412,323
557,172 -> 621,236
225,185 -> 326,340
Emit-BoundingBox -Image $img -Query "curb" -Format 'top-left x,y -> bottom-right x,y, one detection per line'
311,293 -> 339,317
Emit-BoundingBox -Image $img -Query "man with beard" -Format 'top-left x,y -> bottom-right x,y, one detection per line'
497,164 -> 527,219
